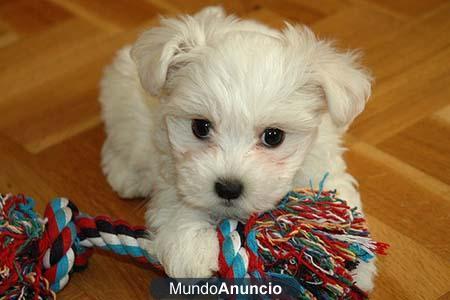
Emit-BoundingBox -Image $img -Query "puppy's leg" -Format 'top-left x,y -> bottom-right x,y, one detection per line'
352,258 -> 377,292
154,222 -> 219,278
146,198 -> 219,278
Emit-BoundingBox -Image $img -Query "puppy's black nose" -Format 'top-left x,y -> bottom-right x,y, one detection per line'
214,179 -> 243,200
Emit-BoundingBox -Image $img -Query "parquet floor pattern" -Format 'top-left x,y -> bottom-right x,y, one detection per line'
0,1 -> 449,299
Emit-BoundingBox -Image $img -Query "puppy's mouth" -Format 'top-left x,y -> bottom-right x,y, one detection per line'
215,199 -> 253,221
222,199 -> 237,207
217,193 -> 284,221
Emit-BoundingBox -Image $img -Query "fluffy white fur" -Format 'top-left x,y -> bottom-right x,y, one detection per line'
99,6 -> 376,292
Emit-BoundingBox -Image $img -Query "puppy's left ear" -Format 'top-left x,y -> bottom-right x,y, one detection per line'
130,6 -> 228,97
284,25 -> 372,127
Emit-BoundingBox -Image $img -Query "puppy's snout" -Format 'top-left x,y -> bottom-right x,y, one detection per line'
214,178 -> 243,200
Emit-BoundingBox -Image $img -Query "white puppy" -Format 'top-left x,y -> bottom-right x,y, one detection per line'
99,6 -> 375,292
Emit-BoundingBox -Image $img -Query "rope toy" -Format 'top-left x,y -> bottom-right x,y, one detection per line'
0,185 -> 388,300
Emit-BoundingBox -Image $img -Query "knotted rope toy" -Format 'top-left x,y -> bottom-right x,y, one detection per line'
0,185 -> 388,300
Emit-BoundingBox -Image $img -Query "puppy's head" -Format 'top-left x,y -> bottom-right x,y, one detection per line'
131,7 -> 371,219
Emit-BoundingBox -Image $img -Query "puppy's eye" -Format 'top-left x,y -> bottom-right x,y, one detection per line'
261,128 -> 285,148
191,119 -> 212,140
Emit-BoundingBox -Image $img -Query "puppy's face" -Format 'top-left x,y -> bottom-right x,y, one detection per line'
131,8 -> 371,219
163,35 -> 323,219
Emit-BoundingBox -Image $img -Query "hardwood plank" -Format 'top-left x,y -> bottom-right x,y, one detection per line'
362,3 -> 450,83
0,135 -> 56,212
60,254 -> 156,300
312,5 -> 405,49
50,0 -> 123,33
0,0 -> 72,35
349,45 -> 450,144
350,142 -> 450,200
0,27 -> 144,152
245,8 -> 286,29
378,118 -> 450,185
433,104 -> 450,124
63,0 -> 162,30
367,0 -> 448,17
2,82 -> 101,153
247,0 -> 328,25
0,19 -> 104,105
367,215 -> 450,300
0,50 -> 104,153
0,20 -> 18,48
160,0 -> 349,23
291,0 -> 351,16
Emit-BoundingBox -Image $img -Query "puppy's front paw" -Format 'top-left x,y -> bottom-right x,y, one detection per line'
156,226 -> 219,278
353,259 -> 377,292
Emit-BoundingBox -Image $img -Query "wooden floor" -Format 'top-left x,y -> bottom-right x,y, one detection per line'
1,0 -> 449,299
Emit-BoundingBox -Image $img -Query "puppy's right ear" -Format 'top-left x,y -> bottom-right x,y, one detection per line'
131,6 -> 226,96
283,25 -> 372,127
